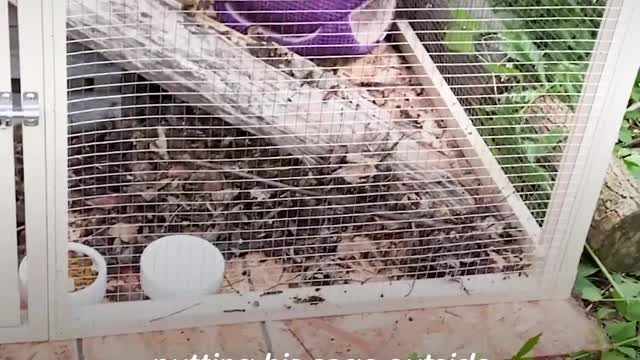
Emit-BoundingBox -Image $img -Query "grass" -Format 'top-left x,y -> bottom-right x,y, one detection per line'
571,245 -> 640,360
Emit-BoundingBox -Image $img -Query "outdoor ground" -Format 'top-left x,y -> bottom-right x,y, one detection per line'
0,300 -> 607,360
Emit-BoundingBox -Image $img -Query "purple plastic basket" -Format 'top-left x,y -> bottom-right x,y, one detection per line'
214,0 -> 397,56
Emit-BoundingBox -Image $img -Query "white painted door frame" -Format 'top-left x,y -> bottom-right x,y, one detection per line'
0,0 -> 22,330
0,0 -> 49,344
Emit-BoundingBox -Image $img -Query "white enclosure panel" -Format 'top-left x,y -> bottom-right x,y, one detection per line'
44,0 -> 639,340
52,274 -> 549,340
0,0 -> 22,328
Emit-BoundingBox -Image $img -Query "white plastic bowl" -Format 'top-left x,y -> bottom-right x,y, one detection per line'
19,242 -> 107,307
140,235 -> 225,300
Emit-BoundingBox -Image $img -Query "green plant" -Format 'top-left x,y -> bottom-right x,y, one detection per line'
510,333 -> 542,360
572,246 -> 640,359
615,70 -> 640,177
445,2 -> 604,220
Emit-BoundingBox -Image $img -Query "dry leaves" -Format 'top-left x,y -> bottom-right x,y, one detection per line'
336,236 -> 376,258
106,266 -> 142,302
108,223 -> 138,244
332,158 -> 378,184
222,259 -> 251,294
86,195 -> 124,209
336,44 -> 406,84
152,127 -> 169,160
222,253 -> 286,293
245,253 -> 286,291
488,250 -> 507,270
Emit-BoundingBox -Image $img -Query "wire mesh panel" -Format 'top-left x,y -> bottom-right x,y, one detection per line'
52,0 -> 636,337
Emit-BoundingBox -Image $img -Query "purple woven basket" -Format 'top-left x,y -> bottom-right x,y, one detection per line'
214,0 -> 397,56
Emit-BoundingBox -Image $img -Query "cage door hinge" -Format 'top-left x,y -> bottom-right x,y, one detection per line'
0,92 -> 41,128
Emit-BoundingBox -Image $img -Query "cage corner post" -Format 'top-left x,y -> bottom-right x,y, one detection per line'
41,0 -> 74,341
542,0 -> 640,300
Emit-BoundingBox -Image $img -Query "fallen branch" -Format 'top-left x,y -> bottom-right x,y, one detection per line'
66,0 -> 478,211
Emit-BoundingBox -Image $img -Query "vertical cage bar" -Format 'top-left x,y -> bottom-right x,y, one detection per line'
16,0 -> 49,339
542,0 -> 640,298
0,0 -> 21,328
45,0 -> 71,339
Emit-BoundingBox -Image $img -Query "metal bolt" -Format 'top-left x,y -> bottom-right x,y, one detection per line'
1,93 -> 10,99
24,92 -> 35,99
23,118 -> 38,127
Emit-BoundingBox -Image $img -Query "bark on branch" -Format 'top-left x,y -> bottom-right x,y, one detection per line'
66,0 -> 483,210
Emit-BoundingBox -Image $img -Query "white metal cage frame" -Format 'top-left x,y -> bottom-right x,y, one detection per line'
0,0 -> 638,343
0,0 -> 49,344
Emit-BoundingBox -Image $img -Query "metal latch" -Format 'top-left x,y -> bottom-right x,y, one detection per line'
0,92 -> 40,128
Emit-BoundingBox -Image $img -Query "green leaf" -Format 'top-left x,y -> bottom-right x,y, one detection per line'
623,153 -> 640,177
619,127 -> 633,145
575,277 -> 603,302
618,147 -> 634,158
485,63 -> 522,75
444,9 -> 480,53
624,110 -> 640,121
510,333 -> 542,360
617,346 -> 636,358
501,30 -> 542,64
525,128 -> 569,163
616,299 -> 640,321
627,164 -> 640,178
602,350 -> 632,360
578,262 -> 599,278
631,86 -> 640,103
619,277 -> 640,298
606,321 -> 637,343
597,307 -> 615,320
522,165 -> 553,193
624,154 -> 640,168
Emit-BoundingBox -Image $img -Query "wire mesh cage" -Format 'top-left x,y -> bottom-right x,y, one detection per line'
41,0 -> 637,337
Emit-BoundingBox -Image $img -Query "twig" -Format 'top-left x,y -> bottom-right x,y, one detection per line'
627,101 -> 640,113
377,134 -> 407,166
614,334 -> 640,348
586,244 -> 626,301
223,275 -> 245,295
286,325 -> 316,360
196,161 -> 319,197
196,160 -> 442,226
444,310 -> 462,318
625,137 -> 640,148
149,302 -> 201,323
404,278 -> 417,297
161,204 -> 184,233
263,273 -> 303,292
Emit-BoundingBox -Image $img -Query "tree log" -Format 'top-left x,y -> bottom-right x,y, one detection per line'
65,0 -> 495,211
587,157 -> 640,265
588,210 -> 640,273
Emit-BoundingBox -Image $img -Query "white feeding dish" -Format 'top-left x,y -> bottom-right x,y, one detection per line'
19,242 -> 108,307
140,235 -> 225,300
